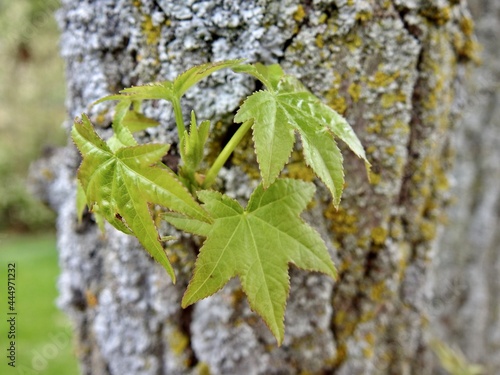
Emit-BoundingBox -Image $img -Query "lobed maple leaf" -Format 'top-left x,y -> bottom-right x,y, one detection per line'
94,59 -> 245,105
164,178 -> 336,344
72,115 -> 211,282
234,63 -> 369,207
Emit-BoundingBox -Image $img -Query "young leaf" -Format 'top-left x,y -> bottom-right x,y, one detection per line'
94,82 -> 174,105
106,100 -> 137,152
72,115 -> 212,282
94,60 -> 245,106
234,64 -> 369,206
173,59 -> 245,99
180,111 -> 210,172
76,180 -> 87,224
232,63 -> 284,91
123,110 -> 160,133
164,178 -> 336,345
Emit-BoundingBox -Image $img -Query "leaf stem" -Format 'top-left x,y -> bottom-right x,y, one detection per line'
203,119 -> 253,188
172,98 -> 186,138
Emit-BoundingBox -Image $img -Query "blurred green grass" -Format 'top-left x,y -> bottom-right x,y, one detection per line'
0,0 -> 66,231
0,1 -> 79,373
0,233 -> 79,374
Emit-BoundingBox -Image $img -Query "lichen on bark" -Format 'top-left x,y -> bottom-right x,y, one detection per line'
28,0 -> 485,374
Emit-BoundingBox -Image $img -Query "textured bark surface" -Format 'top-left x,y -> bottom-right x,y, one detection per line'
430,1 -> 500,374
29,0 -> 490,374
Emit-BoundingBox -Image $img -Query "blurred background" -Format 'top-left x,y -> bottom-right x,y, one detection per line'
0,0 -> 78,373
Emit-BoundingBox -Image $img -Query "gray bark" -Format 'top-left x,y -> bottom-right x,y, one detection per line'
429,1 -> 500,374
29,0 -> 498,374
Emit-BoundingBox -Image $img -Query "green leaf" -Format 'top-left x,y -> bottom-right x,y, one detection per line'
94,82 -> 174,105
173,59 -> 245,98
76,180 -> 87,224
235,90 -> 295,188
72,115 -> 212,282
180,111 -> 210,172
94,60 -> 245,107
232,63 -> 284,91
106,100 -> 137,152
234,69 -> 369,206
165,179 -> 336,345
123,110 -> 160,133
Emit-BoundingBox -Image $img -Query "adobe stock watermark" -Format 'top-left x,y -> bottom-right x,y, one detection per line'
14,325 -> 74,375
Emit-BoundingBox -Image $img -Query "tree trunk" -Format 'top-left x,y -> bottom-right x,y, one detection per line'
429,1 -> 500,374
30,0 -> 491,374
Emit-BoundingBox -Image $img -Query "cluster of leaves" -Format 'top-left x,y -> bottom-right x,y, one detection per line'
72,60 -> 369,344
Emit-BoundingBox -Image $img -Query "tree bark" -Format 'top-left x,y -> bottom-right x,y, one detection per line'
429,1 -> 500,374
30,0 -> 491,374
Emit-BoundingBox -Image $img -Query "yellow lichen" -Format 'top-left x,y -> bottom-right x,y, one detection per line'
362,347 -> 374,358
365,332 -> 376,345
195,362 -> 211,375
293,4 -> 306,23
380,92 -> 406,108
142,15 -> 162,45
94,110 -> 107,126
421,5 -> 451,26
324,206 -> 358,236
85,290 -> 98,308
327,95 -> 347,114
356,236 -> 370,248
458,39 -> 481,63
366,145 -> 377,154
459,16 -> 474,36
368,171 -> 381,185
355,10 -> 373,23
366,122 -> 382,134
433,159 -> 449,192
285,162 -> 315,182
385,145 -> 396,156
315,34 -> 324,48
332,343 -> 348,368
168,329 -> 189,355
347,82 -> 362,102
371,226 -> 387,245
370,281 -> 389,301
368,71 -> 400,88
346,33 -> 362,52
419,220 -> 436,241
